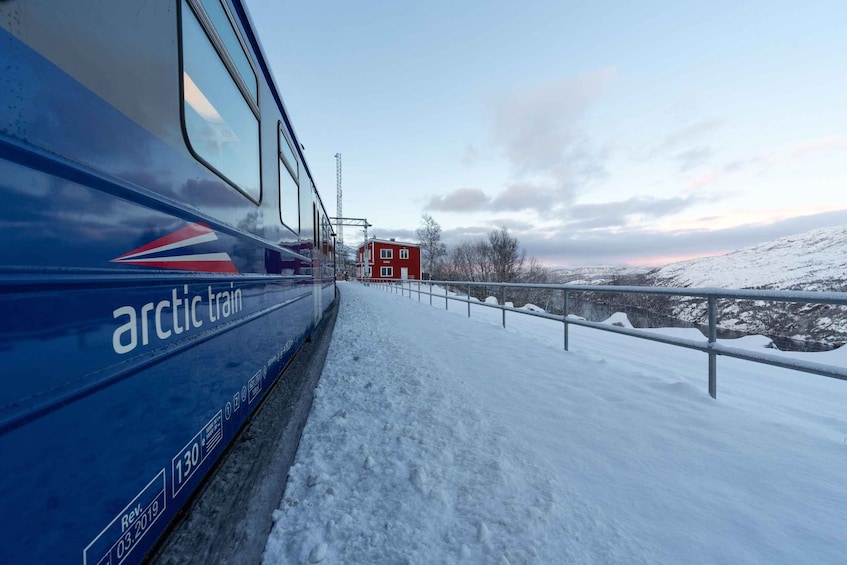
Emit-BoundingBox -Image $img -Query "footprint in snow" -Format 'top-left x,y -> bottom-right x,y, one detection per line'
427,486 -> 447,506
307,473 -> 329,487
410,467 -> 427,492
309,542 -> 327,563
477,522 -> 491,544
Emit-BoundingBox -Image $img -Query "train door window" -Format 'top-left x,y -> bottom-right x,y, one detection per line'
279,124 -> 300,232
181,0 -> 261,202
313,203 -> 318,248
380,248 -> 392,259
322,218 -> 329,254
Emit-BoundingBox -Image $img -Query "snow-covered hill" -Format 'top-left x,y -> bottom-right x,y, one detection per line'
646,225 -> 847,346
648,224 -> 847,291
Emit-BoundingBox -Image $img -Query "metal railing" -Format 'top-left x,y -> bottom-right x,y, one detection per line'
360,278 -> 847,399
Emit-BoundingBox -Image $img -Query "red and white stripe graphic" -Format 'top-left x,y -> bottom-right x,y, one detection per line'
111,223 -> 238,273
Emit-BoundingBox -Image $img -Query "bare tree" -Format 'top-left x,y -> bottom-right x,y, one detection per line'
448,241 -> 477,281
416,213 -> 447,279
488,227 -> 524,283
518,256 -> 554,309
443,227 -> 532,300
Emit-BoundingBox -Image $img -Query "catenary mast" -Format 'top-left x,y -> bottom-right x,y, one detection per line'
334,153 -> 343,250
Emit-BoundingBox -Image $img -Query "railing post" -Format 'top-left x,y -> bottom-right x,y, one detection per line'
563,290 -> 569,351
445,285 -> 448,310
418,280 -> 421,302
501,286 -> 506,328
708,296 -> 717,399
429,282 -> 432,306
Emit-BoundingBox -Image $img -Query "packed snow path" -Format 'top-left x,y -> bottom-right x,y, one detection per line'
264,282 -> 847,564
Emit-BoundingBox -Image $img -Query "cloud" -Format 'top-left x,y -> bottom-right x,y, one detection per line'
425,188 -> 491,212
425,182 -> 571,215
687,172 -> 720,190
784,136 -> 846,159
427,187 -> 708,230
697,135 -> 847,182
490,183 -> 560,212
641,118 -> 722,172
672,147 -> 713,171
425,69 -> 614,219
490,69 -> 614,184
371,228 -> 417,242
659,118 -> 722,151
510,208 -> 847,267
483,218 -> 536,231
562,195 -> 705,230
461,144 -> 478,167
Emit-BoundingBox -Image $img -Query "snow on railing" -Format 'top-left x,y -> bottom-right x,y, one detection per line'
360,278 -> 847,399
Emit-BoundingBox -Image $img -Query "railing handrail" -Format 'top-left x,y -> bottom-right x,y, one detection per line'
420,279 -> 847,306
359,277 -> 847,398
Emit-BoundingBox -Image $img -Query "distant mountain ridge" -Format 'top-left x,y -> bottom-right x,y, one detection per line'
643,224 -> 847,347
647,224 -> 847,292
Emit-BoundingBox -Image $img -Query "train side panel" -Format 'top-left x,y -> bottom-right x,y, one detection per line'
0,1 -> 334,563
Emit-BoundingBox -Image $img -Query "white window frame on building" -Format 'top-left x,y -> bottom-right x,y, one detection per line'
380,248 -> 393,259
399,248 -> 409,260
380,266 -> 393,277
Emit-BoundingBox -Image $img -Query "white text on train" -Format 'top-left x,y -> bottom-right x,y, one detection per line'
112,284 -> 243,354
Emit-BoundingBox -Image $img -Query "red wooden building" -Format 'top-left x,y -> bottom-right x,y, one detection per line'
356,238 -> 422,280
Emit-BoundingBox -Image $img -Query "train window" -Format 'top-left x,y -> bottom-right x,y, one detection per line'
181,0 -> 261,201
197,0 -> 258,102
279,124 -> 300,232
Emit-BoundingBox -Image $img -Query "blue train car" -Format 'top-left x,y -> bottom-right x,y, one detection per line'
0,1 -> 336,563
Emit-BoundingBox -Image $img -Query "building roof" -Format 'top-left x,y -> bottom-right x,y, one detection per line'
358,238 -> 420,249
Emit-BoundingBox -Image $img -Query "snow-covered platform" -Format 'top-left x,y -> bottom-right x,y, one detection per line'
264,282 -> 847,564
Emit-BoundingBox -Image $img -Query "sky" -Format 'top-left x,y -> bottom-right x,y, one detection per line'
243,0 -> 847,267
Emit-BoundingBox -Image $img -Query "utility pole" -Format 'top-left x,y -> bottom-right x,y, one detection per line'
334,154 -> 343,267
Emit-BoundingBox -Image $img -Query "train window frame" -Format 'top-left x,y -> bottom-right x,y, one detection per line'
278,122 -> 300,233
279,123 -> 298,178
196,0 -> 259,106
179,0 -> 262,204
